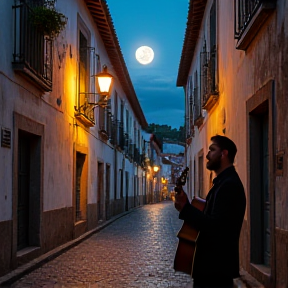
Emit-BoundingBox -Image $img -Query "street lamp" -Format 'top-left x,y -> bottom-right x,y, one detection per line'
87,64 -> 114,108
95,65 -> 113,94
152,165 -> 161,203
153,165 -> 160,174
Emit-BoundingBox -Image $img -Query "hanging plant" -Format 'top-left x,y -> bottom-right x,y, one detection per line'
30,0 -> 67,39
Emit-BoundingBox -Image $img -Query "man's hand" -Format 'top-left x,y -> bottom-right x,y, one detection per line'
174,189 -> 188,212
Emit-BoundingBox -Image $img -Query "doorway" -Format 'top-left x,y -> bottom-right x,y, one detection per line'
17,130 -> 41,250
97,162 -> 104,221
125,171 -> 129,211
75,152 -> 87,222
105,164 -> 110,220
249,105 -> 270,266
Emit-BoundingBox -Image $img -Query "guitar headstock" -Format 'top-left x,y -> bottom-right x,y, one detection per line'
175,167 -> 189,193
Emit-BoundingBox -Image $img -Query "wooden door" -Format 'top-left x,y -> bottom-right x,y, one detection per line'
17,131 -> 30,250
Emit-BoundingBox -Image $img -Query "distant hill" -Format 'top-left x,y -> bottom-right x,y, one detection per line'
145,123 -> 185,143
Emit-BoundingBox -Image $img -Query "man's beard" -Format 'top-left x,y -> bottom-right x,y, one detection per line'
206,154 -> 222,171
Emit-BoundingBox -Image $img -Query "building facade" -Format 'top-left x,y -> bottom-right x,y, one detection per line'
0,0 -> 149,276
177,0 -> 287,287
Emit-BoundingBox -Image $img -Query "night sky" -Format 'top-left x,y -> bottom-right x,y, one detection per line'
107,0 -> 189,129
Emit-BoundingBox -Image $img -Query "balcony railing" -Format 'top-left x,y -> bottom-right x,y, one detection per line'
134,148 -> 141,165
75,93 -> 95,126
193,86 -> 204,127
200,46 -> 219,111
12,0 -> 53,91
118,122 -> 125,150
234,0 -> 276,50
109,120 -> 117,145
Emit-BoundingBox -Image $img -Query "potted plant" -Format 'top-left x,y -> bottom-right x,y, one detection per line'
30,0 -> 67,39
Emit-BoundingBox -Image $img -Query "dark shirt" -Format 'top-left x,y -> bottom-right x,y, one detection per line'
179,166 -> 246,286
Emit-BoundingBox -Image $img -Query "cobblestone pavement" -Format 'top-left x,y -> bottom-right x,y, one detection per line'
7,201 -> 193,288
3,201 -> 263,288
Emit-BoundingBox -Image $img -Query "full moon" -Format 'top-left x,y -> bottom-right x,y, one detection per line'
135,46 -> 154,65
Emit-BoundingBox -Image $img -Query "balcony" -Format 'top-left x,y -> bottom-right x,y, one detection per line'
75,93 -> 96,127
200,46 -> 219,111
12,1 -> 53,92
118,122 -> 125,150
134,147 -> 141,165
234,0 -> 276,50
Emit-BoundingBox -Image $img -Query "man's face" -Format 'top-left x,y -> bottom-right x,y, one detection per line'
206,142 -> 222,171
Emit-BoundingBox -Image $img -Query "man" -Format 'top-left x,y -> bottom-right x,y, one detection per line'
175,135 -> 246,288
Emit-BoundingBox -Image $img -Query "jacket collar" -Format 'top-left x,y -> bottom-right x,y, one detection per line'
212,165 -> 235,185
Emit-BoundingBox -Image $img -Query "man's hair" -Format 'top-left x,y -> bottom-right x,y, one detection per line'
211,135 -> 237,163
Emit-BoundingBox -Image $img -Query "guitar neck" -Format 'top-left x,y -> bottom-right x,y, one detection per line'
174,167 -> 189,194
174,185 -> 182,194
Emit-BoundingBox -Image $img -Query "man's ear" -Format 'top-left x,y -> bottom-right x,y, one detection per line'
222,149 -> 229,158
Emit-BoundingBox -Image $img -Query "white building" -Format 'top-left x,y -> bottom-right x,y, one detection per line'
177,1 -> 288,287
0,0 -> 148,276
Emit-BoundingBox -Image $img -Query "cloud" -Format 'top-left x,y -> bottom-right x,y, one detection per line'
132,74 -> 177,92
136,87 -> 185,129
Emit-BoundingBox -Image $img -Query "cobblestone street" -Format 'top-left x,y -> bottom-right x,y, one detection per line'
6,201 -> 193,288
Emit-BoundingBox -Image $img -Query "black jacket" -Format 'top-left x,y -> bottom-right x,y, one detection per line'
179,166 -> 246,285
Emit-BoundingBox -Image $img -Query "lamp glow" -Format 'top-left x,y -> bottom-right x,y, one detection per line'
97,76 -> 112,93
153,166 -> 159,173
95,65 -> 113,94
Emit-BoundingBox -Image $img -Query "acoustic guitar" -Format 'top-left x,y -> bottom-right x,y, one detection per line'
173,167 -> 206,275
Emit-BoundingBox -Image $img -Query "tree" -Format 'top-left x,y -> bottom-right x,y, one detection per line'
145,124 -> 185,142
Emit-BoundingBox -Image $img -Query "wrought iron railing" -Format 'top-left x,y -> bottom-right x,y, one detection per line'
110,119 -> 117,145
12,0 -> 53,91
234,0 -> 276,40
193,86 -> 202,124
134,147 -> 141,165
126,139 -> 132,158
235,0 -> 262,38
200,47 -> 218,106
76,93 -> 95,123
114,120 -> 125,151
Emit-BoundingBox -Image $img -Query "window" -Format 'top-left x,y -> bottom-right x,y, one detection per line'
79,31 -> 89,102
110,91 -> 118,145
75,16 -> 97,126
98,99 -> 113,141
12,0 -> 53,91
200,1 -> 219,111
193,70 -> 203,127
117,100 -> 125,150
234,0 -> 276,50
186,75 -> 195,139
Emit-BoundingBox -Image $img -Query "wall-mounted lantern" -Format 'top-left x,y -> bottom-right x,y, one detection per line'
88,64 -> 113,108
75,63 -> 114,126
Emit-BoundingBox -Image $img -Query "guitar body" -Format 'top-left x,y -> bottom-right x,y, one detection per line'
174,197 -> 206,275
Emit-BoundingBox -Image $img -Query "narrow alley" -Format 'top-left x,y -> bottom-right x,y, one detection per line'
1,201 -> 266,288
4,202 -> 192,288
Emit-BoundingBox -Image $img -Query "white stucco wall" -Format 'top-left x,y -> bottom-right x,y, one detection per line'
0,0 -> 147,221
